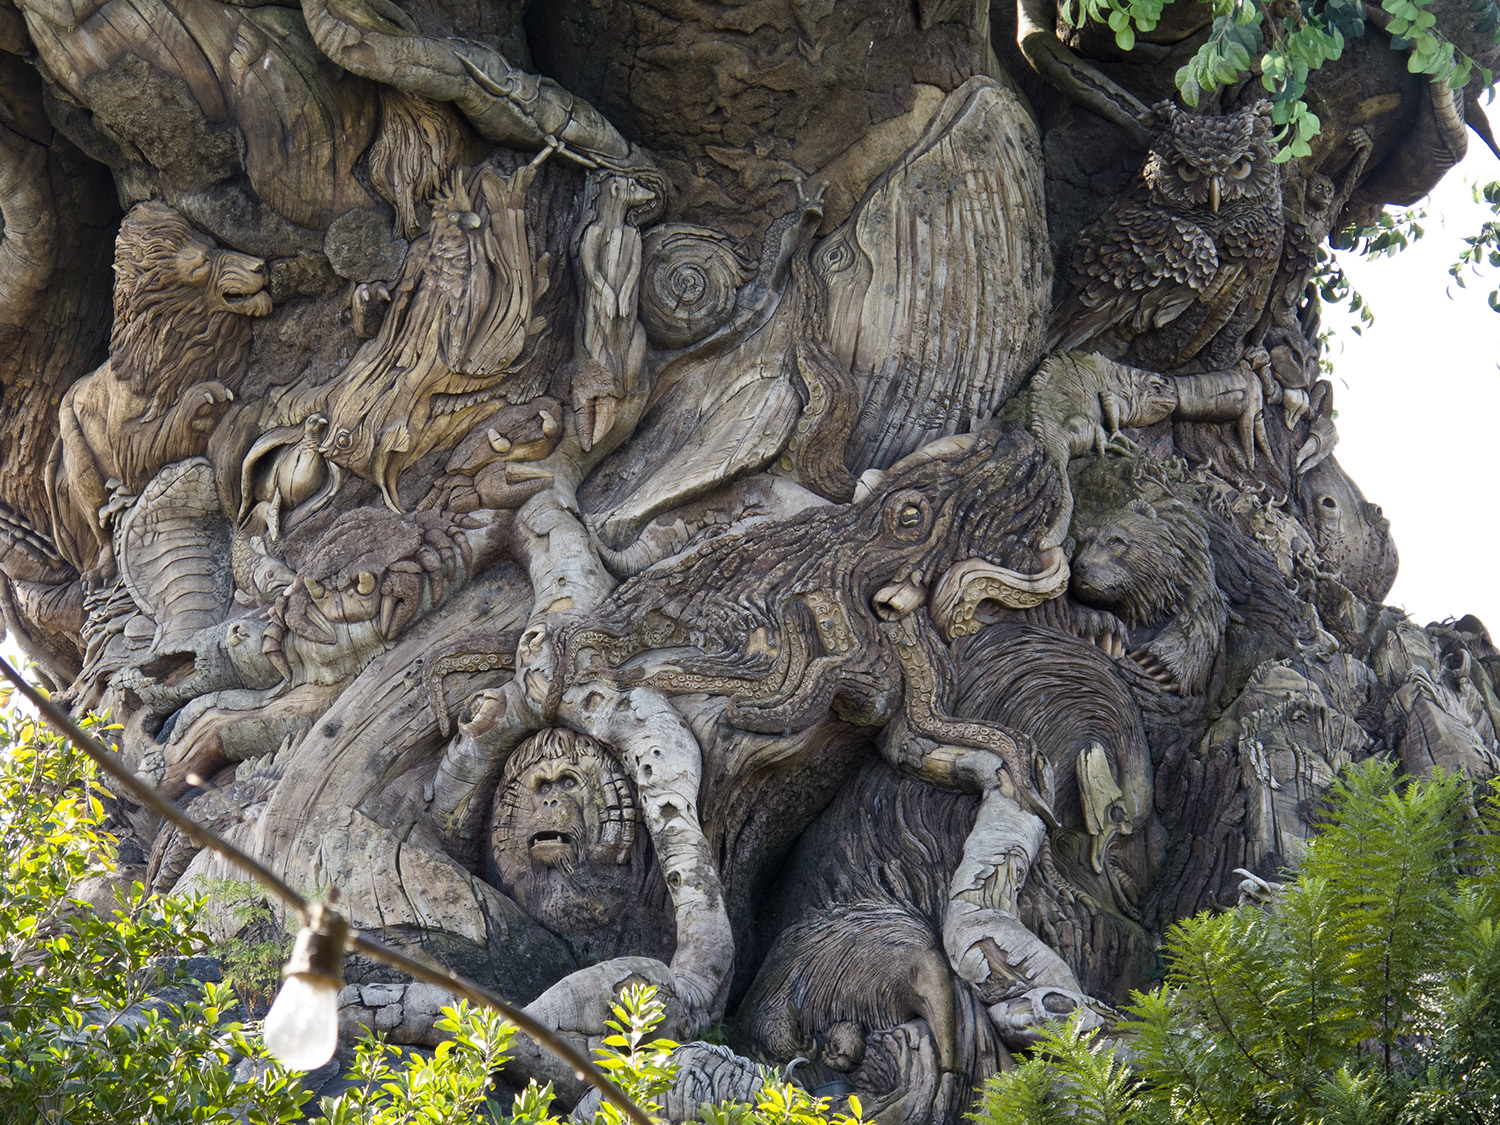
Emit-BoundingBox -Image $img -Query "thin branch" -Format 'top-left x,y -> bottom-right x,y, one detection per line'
1197,949 -> 1282,1083
0,660 -> 306,916
0,657 -> 656,1125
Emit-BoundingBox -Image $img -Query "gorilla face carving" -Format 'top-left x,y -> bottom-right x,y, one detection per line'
502,755 -> 630,879
487,728 -> 655,943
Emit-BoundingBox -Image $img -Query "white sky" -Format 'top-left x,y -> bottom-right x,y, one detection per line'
1322,139 -> 1500,633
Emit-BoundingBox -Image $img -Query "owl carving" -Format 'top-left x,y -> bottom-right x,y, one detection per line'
1049,100 -> 1285,373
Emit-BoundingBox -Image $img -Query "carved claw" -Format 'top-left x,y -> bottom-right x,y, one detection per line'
378,564 -> 424,639
1296,413 -> 1338,475
1104,431 -> 1140,456
1127,648 -> 1180,692
989,987 -> 1110,1043
570,361 -> 622,453
351,282 -> 392,339
180,380 -> 235,433
1244,345 -> 1274,393
416,545 -> 446,604
1282,387 -> 1310,428
285,590 -> 337,646
261,607 -> 292,681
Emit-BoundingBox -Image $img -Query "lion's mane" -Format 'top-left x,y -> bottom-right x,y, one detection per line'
109,203 -> 255,416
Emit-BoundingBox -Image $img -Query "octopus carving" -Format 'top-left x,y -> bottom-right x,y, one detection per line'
430,428 -> 1099,1042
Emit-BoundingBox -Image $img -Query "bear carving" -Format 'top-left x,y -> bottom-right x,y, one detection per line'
1069,498 -> 1228,693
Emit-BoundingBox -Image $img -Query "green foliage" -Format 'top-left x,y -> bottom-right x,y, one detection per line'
192,878 -> 295,1015
1062,0 -> 1170,54
315,1002 -> 518,1125
973,1016 -> 1150,1125
971,759 -> 1500,1125
1314,247 -> 1375,337
1449,180 -> 1500,312
0,697 -> 309,1124
1342,207 -> 1429,259
592,983 -> 681,1123
312,983 -> 870,1125
1059,0 -> 1499,159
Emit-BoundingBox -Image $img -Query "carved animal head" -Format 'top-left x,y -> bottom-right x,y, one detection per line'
487,728 -> 645,933
1141,101 -> 1279,214
1069,496 -> 1228,693
857,432 -> 1071,640
110,202 -> 272,409
1070,500 -> 1203,625
1296,455 -> 1397,603
320,160 -> 551,510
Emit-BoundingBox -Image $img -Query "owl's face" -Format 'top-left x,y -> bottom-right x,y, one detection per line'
1142,100 -> 1279,213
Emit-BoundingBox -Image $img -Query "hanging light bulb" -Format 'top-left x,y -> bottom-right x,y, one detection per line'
263,901 -> 349,1070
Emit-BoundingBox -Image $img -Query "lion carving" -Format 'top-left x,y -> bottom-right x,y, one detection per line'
45,202 -> 272,580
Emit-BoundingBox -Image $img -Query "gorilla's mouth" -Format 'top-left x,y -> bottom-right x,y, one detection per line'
220,284 -> 273,317
528,831 -> 575,864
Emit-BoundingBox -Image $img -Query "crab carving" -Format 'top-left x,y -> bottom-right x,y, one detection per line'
262,507 -> 473,680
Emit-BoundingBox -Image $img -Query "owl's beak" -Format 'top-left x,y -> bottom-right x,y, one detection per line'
1209,177 -> 1222,213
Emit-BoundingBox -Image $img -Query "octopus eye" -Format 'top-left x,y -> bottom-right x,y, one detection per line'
883,490 -> 931,541
1178,164 -> 1201,184
334,428 -> 355,451
1229,158 -> 1254,180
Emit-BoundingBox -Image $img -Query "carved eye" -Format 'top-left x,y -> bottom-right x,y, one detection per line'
883,490 -> 931,541
560,774 -> 578,790
183,244 -> 213,283
817,234 -> 857,274
1229,158 -> 1254,180
1110,805 -> 1127,824
1177,164 -> 1201,184
333,427 -> 355,451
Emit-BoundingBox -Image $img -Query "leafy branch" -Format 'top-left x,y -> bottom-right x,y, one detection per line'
1059,0 -> 1500,159
1449,179 -> 1500,310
